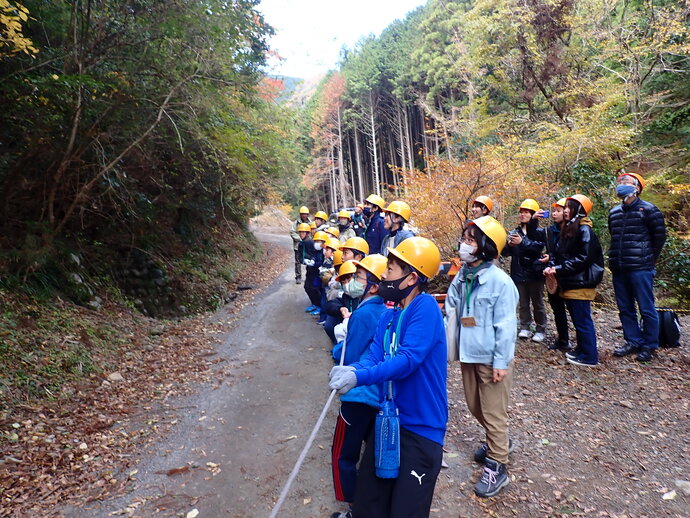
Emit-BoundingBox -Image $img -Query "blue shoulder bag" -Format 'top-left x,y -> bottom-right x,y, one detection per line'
374,306 -> 407,479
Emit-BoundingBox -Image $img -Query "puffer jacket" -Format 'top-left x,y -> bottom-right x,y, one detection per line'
553,218 -> 604,290
608,197 -> 666,273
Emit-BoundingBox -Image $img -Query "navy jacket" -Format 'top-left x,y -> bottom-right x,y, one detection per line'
504,219 -> 545,282
364,211 -> 389,257
530,223 -> 560,274
326,293 -> 360,318
608,197 -> 666,273
298,239 -> 323,277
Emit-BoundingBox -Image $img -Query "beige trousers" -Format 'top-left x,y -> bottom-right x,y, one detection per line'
460,362 -> 513,464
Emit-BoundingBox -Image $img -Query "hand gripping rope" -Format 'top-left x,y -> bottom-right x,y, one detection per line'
267,336 -> 348,518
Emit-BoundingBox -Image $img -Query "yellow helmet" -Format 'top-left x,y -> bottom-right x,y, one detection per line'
473,195 -> 494,213
353,254 -> 388,281
341,237 -> 369,256
384,200 -> 411,222
297,223 -> 311,232
519,199 -> 540,212
326,226 -> 340,238
313,231 -> 328,242
468,215 -> 508,256
365,194 -> 386,210
325,238 -> 341,251
552,198 -> 567,208
337,209 -> 351,220
299,206 -> 309,214
336,260 -> 357,282
309,221 -> 317,229
567,194 -> 593,215
387,236 -> 441,280
333,249 -> 344,267
314,211 -> 328,221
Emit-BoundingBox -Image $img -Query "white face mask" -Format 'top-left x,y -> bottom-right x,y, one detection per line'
459,242 -> 478,263
314,242 -> 323,251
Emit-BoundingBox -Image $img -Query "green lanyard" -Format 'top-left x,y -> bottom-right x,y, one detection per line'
464,264 -> 484,314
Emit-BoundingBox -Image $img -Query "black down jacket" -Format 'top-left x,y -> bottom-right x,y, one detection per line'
554,221 -> 604,291
608,197 -> 666,273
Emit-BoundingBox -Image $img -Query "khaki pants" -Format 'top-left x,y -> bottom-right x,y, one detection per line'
460,363 -> 513,464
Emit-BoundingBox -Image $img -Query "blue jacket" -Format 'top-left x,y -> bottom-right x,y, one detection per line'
364,211 -> 389,257
352,293 -> 448,445
380,227 -> 415,255
340,296 -> 387,408
445,263 -> 518,369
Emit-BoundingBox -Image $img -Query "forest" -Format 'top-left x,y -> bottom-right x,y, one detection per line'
302,0 -> 690,302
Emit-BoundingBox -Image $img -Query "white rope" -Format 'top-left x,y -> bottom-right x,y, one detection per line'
267,330 -> 349,518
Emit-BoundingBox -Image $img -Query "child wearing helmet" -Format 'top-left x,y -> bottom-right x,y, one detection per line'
445,216 -> 519,498
380,201 -> 415,256
314,211 -> 329,231
543,195 -> 604,367
329,237 -> 447,518
301,229 -> 325,315
324,260 -> 362,345
290,207 -> 311,284
337,210 -> 357,243
329,255 -> 389,518
363,194 -> 390,258
340,237 -> 369,262
505,199 -> 547,343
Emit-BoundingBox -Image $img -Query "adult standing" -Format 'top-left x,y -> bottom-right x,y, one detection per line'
608,173 -> 666,362
544,195 -> 604,367
505,199 -> 547,343
363,194 -> 389,257
290,206 -> 311,284
337,210 -> 357,243
470,195 -> 493,220
380,201 -> 415,256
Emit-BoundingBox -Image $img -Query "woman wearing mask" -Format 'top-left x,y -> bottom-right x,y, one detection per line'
445,216 -> 518,498
543,195 -> 604,367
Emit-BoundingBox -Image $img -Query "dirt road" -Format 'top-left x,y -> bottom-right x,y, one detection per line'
63,232 -> 342,517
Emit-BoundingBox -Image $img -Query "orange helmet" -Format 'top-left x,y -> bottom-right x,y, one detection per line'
617,172 -> 645,192
567,194 -> 593,216
473,195 -> 494,213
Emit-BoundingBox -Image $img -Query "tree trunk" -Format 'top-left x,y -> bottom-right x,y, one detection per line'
369,93 -> 381,196
353,123 -> 364,199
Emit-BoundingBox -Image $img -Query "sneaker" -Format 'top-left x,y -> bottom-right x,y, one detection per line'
548,339 -> 570,351
316,320 -> 326,326
636,348 -> 653,362
305,305 -> 316,312
565,349 -> 580,360
531,332 -> 545,343
330,511 -> 352,518
518,329 -> 532,339
474,439 -> 516,464
614,342 -> 639,357
295,279 -> 302,284
310,308 -> 322,315
474,458 -> 509,498
566,356 -> 598,367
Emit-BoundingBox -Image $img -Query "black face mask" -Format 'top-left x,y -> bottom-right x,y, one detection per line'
363,207 -> 371,217
378,273 -> 416,303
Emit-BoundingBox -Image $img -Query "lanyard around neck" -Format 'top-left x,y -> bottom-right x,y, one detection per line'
384,305 -> 409,358
464,264 -> 483,314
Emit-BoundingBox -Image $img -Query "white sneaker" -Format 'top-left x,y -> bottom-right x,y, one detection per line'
518,329 -> 532,339
532,332 -> 545,343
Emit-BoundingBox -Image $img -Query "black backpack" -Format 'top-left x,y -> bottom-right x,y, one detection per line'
657,308 -> 681,348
